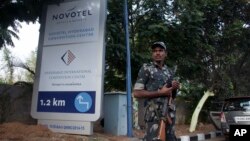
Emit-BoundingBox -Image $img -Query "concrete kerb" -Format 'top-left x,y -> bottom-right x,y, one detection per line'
126,130 -> 222,141
177,131 -> 222,141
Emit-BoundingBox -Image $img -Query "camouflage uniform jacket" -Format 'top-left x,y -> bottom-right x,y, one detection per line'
134,62 -> 175,122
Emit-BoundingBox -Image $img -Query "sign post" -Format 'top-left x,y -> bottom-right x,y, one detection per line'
31,0 -> 107,135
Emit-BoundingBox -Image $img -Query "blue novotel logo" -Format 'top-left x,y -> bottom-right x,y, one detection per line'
52,6 -> 92,20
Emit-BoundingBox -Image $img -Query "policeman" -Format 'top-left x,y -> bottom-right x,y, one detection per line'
133,41 -> 180,141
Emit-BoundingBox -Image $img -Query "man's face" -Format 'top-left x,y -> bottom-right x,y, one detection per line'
151,47 -> 167,62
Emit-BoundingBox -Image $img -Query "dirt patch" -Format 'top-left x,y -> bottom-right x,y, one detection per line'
0,122 -> 216,141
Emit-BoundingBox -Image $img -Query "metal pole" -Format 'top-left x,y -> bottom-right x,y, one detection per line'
124,0 -> 133,137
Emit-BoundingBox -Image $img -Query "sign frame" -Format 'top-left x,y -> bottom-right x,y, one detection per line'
31,0 -> 107,124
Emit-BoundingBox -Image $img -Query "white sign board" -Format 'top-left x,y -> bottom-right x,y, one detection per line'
43,0 -> 100,45
31,0 -> 106,134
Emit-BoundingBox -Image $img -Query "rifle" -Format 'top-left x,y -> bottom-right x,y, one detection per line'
156,67 -> 178,141
156,96 -> 172,141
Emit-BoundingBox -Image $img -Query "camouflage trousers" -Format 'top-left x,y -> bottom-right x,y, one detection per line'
143,102 -> 177,141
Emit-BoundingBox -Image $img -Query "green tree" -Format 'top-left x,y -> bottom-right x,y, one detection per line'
1,46 -> 14,84
0,0 -> 40,48
169,0 -> 249,127
24,50 -> 36,82
171,0 -> 250,98
13,50 -> 37,82
0,0 -> 61,48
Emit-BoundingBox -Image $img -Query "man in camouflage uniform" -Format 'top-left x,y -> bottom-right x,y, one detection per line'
133,41 -> 179,141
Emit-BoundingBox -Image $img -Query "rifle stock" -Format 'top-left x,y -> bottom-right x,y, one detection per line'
157,114 -> 172,141
156,95 -> 173,141
157,119 -> 166,141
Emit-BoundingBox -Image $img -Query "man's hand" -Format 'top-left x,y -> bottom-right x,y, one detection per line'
172,80 -> 180,90
159,85 -> 173,96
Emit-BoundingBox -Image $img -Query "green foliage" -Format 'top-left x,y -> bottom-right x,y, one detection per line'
0,0 -> 63,48
2,46 -> 14,84
0,0 -> 38,47
23,50 -> 36,82
172,0 -> 249,96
